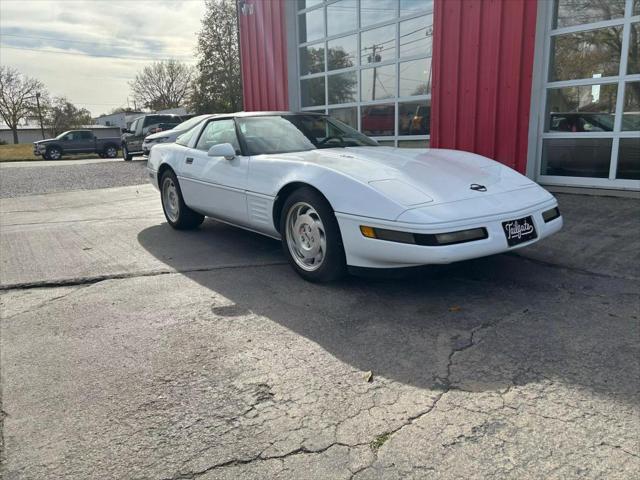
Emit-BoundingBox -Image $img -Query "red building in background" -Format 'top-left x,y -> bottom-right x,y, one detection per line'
238,0 -> 639,192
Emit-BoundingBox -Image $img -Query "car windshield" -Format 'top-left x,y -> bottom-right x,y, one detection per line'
174,114 -> 209,132
236,115 -> 378,155
56,131 -> 71,139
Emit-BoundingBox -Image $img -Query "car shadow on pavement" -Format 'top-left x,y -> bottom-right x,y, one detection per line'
137,220 -> 639,405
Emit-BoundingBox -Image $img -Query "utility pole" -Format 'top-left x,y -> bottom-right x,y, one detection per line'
35,92 -> 45,139
366,44 -> 381,100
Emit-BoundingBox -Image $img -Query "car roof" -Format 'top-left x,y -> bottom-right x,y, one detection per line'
204,111 -> 327,119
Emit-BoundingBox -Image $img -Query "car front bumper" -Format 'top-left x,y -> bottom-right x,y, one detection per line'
147,166 -> 159,190
336,199 -> 562,268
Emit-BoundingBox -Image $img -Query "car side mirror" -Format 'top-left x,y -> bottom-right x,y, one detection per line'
207,143 -> 236,160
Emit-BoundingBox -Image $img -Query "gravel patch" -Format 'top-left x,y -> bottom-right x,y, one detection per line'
0,161 -> 149,198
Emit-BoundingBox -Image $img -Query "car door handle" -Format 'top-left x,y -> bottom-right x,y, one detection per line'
186,157 -> 193,164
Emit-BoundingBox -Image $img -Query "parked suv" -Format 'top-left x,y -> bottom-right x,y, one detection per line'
121,114 -> 182,161
33,130 -> 121,160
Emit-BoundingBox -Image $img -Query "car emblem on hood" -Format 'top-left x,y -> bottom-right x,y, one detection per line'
470,184 -> 487,192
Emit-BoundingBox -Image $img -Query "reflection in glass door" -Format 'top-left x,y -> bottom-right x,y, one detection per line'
536,0 -> 640,189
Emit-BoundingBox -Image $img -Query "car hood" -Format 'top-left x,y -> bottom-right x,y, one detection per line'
277,147 -> 536,207
145,129 -> 181,142
33,138 -> 56,145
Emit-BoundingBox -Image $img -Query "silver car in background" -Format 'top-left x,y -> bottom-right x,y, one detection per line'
142,114 -> 213,155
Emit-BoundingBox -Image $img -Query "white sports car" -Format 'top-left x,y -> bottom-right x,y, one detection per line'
147,112 -> 562,282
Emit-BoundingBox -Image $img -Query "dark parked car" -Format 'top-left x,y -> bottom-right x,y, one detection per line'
33,130 -> 121,160
121,114 -> 183,161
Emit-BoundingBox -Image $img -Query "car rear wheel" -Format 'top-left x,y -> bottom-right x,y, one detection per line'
123,144 -> 133,161
46,146 -> 62,160
280,187 -> 346,282
160,170 -> 204,230
104,145 -> 118,158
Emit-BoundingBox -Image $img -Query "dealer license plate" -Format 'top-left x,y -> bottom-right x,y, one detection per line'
502,216 -> 537,246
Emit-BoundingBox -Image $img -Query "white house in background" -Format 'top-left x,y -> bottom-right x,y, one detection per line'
94,111 -> 145,130
94,107 -> 190,130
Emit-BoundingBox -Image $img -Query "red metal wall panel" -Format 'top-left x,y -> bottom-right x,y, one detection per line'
431,0 -> 538,173
238,0 -> 289,111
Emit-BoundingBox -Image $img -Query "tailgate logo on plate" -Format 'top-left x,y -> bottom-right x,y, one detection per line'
502,216 -> 537,246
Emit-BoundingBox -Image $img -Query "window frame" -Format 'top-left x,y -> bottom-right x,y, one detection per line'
531,0 -> 640,189
296,0 -> 433,147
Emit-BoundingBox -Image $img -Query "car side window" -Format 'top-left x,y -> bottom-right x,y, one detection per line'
195,119 -> 240,152
80,131 -> 93,140
129,120 -> 139,132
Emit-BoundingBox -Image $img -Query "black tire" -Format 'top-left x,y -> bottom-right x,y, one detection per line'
104,144 -> 118,158
122,143 -> 133,161
160,170 -> 204,230
279,187 -> 346,282
46,146 -> 62,160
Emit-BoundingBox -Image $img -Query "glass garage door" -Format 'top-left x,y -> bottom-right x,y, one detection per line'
297,0 -> 433,148
536,0 -> 640,189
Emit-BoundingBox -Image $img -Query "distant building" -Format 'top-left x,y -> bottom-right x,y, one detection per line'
0,125 -> 121,144
94,111 -> 146,130
238,0 -> 640,192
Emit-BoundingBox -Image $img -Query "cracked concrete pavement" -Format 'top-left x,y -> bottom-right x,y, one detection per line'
0,184 -> 639,479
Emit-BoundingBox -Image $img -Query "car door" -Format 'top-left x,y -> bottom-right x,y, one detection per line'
76,131 -> 95,153
178,118 -> 249,225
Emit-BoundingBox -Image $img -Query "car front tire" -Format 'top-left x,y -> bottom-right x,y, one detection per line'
160,170 -> 204,230
280,187 -> 346,282
46,146 -> 62,160
104,145 -> 118,158
123,144 -> 133,161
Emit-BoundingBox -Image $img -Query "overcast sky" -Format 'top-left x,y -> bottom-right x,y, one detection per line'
0,0 -> 206,117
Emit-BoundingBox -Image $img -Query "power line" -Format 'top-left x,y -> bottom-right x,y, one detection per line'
0,44 -> 195,62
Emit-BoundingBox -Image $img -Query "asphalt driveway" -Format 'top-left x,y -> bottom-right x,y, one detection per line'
0,182 -> 638,479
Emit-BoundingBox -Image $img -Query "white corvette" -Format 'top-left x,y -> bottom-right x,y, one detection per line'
147,112 -> 562,281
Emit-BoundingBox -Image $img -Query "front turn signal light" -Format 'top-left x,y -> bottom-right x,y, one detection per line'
360,226 -> 377,238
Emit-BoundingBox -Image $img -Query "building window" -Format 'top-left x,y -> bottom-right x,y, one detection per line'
297,0 -> 433,147
537,0 -> 640,186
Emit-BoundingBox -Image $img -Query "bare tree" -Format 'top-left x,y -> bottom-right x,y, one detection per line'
44,97 -> 93,136
129,60 -> 194,111
190,0 -> 242,114
0,66 -> 46,144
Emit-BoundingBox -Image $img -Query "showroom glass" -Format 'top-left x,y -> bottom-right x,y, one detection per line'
399,58 -> 431,97
622,82 -> 640,131
617,138 -> 640,180
541,138 -> 612,178
545,84 -> 617,132
360,104 -> 395,136
629,23 -> 639,74
549,27 -> 623,82
400,15 -> 433,58
361,0 -> 396,27
236,115 -> 377,155
300,43 -> 324,75
327,0 -> 357,36
301,76 -> 325,107
328,71 -> 357,104
298,0 -> 433,146
361,64 -> 396,101
328,106 -> 357,128
327,35 -> 357,71
538,0 -> 640,186
553,0 -> 625,28
398,100 -> 430,135
299,7 -> 324,43
195,120 -> 240,152
361,24 -> 396,64
298,0 -> 322,9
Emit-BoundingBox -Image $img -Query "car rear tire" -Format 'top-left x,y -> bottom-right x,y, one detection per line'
104,145 -> 118,158
46,146 -> 62,160
280,187 -> 346,282
160,170 -> 204,230
123,144 -> 133,161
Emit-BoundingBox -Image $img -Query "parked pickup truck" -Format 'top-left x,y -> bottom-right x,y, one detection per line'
33,130 -> 121,160
121,114 -> 183,161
